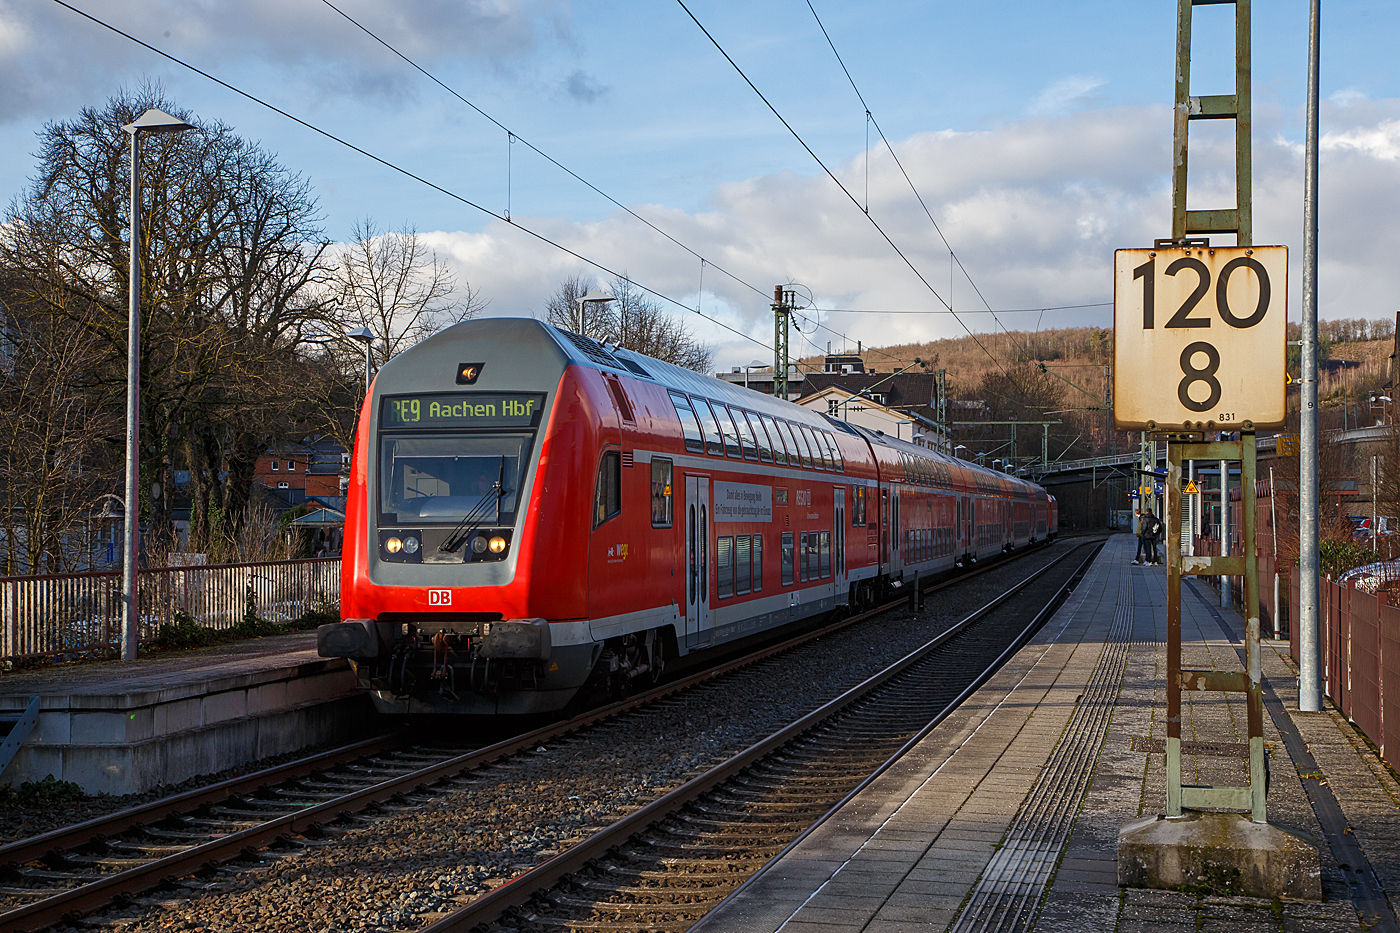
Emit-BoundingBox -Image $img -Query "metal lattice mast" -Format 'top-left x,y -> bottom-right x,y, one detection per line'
772,286 -> 792,400
1163,0 -> 1265,823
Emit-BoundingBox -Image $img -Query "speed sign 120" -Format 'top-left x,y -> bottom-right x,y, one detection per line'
1113,245 -> 1287,431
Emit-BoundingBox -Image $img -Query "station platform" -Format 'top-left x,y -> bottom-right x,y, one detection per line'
0,632 -> 368,795
694,535 -> 1400,933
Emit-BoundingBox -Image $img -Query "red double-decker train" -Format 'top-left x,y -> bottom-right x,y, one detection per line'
319,318 -> 1056,714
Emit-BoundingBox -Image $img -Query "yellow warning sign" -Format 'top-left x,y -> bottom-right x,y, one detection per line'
1140,485 -> 1152,498
1184,480 -> 1201,496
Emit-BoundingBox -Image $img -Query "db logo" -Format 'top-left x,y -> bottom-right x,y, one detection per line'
427,589 -> 452,606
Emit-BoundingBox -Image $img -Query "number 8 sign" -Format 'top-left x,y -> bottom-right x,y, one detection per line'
1113,245 -> 1287,431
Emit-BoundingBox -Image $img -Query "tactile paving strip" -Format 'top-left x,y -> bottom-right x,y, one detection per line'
948,564 -> 1138,933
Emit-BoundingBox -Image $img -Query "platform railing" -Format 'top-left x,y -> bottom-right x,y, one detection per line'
0,558 -> 340,661
1291,571 -> 1400,771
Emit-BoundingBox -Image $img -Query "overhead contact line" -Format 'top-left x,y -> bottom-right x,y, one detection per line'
48,0 -> 773,354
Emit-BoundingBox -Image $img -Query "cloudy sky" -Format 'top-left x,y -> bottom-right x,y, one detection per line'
1,0 -> 1397,370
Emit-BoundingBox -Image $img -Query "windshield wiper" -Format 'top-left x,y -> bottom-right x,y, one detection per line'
440,456 -> 506,553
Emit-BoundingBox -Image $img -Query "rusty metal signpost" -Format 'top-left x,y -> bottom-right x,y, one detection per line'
1114,0 -> 1286,826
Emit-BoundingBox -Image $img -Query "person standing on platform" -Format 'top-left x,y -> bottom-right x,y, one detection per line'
1132,508 -> 1151,564
1142,509 -> 1163,565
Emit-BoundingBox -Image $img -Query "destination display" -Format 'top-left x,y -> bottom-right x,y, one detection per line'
381,392 -> 546,429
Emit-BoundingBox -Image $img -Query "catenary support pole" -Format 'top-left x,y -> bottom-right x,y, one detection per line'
1298,0 -> 1321,712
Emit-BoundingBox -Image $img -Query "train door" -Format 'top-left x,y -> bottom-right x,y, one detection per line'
834,487 -> 847,601
880,488 -> 889,565
684,475 -> 712,649
891,489 -> 903,577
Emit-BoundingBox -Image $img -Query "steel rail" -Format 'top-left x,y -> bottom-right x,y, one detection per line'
1,538 -> 1068,932
417,540 -> 1102,933
0,735 -> 401,868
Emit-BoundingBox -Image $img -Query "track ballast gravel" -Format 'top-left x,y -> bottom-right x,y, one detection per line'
52,540 -> 1085,933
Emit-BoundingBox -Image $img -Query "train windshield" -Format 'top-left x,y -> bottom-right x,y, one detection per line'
378,434 -> 534,524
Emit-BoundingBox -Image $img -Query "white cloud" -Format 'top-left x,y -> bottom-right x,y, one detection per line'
1027,76 -> 1106,117
400,99 -> 1400,372
0,0 -> 569,121
1321,119 -> 1400,161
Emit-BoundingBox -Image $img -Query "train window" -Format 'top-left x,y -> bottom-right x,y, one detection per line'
783,422 -> 810,469
731,407 -> 760,460
712,404 -> 742,458
819,531 -> 831,579
669,393 -> 705,454
815,429 -> 834,471
852,485 -> 866,526
799,532 -> 809,582
717,535 -> 734,599
753,535 -> 763,591
380,434 -> 533,525
783,421 -> 808,469
781,532 -> 794,586
799,425 -> 827,470
745,412 -> 773,463
761,415 -> 787,465
688,505 -> 696,604
651,458 -> 673,527
695,400 -> 724,456
736,535 -> 751,595
593,450 -> 621,527
824,433 -> 843,471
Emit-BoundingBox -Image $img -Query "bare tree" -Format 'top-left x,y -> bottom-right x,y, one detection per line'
330,219 -> 485,370
611,276 -> 713,373
544,273 -> 613,340
0,84 -> 336,550
0,282 -> 119,573
543,273 -> 713,373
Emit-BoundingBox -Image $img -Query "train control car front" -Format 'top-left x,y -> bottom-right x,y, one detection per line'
320,318 -> 605,715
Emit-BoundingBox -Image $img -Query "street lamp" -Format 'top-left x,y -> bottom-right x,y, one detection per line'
954,444 -> 967,459
346,327 -> 375,394
575,290 -> 616,340
895,419 -> 913,442
743,360 -> 766,390
120,108 -> 194,662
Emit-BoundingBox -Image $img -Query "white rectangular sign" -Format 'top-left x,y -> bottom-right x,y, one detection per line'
1113,245 -> 1288,431
712,482 -> 773,523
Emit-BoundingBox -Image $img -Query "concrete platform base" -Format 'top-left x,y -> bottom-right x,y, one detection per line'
0,633 -> 373,795
1118,811 -> 1321,900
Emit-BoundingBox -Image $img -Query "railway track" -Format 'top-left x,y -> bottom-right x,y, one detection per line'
0,540 -> 1082,933
419,539 -> 1103,933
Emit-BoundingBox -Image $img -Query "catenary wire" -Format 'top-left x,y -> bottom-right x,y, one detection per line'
803,1 -> 1039,360
48,0 -> 773,354
814,302 -> 1112,315
315,0 -> 775,307
675,0 -> 1011,378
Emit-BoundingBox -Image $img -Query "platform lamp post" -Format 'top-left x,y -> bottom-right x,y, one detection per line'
574,290 -> 616,341
953,445 -> 966,460
119,108 -> 194,662
743,360 -> 766,390
345,326 -> 375,394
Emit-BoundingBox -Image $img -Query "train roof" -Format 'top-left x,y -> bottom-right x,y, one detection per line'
846,421 -> 1046,498
540,320 -> 845,434
391,318 -> 1047,498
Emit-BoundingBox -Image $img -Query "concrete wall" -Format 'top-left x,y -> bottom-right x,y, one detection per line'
3,662 -> 375,795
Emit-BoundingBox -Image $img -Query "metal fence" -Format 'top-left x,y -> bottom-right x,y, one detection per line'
0,558 -> 340,661
1291,572 -> 1400,771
